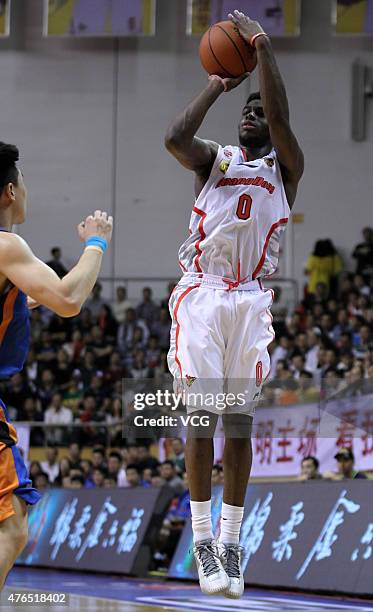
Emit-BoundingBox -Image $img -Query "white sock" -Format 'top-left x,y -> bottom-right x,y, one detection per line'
190,500 -> 213,543
219,502 -> 244,545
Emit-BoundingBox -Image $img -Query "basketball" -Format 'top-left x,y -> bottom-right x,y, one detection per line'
199,20 -> 257,78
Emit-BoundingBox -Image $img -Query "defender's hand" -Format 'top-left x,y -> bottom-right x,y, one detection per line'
208,72 -> 249,93
228,10 -> 266,46
78,210 -> 113,244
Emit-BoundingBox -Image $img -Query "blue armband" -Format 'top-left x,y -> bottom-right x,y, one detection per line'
85,236 -> 108,253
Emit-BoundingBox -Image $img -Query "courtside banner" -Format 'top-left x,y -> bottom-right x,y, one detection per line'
16,487 -> 170,575
249,393 -> 373,477
169,481 -> 373,595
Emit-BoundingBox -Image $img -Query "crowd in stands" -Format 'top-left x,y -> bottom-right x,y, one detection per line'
265,228 -> 373,406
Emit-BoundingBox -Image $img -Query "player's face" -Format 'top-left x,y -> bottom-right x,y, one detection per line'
238,99 -> 270,147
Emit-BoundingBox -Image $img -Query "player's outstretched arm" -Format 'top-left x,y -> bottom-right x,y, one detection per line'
0,210 -> 113,318
164,73 -> 247,176
230,11 -> 304,197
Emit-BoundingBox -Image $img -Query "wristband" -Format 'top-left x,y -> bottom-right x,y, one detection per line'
85,236 -> 107,253
250,32 -> 269,47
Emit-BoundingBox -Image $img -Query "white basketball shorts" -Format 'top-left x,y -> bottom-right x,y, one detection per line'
167,273 -> 275,415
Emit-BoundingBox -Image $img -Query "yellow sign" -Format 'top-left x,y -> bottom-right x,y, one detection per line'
335,0 -> 373,35
44,0 -> 155,36
187,0 -> 300,36
0,0 -> 10,37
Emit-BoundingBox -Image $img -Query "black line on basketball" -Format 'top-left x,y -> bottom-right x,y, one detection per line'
208,26 -> 236,79
215,24 -> 247,74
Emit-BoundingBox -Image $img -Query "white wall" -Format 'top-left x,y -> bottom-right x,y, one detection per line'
1,0 -> 372,295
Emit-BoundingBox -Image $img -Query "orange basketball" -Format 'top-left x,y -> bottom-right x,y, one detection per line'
199,20 -> 257,78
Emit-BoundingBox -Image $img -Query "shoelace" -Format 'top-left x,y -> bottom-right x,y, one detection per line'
222,544 -> 243,579
194,542 -> 221,578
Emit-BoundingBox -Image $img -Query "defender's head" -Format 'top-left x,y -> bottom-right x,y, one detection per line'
0,143 -> 27,225
238,92 -> 270,148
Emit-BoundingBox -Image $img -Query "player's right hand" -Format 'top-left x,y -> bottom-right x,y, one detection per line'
208,72 -> 249,93
77,210 -> 113,244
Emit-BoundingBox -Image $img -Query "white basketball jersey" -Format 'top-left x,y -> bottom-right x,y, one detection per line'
178,145 -> 290,282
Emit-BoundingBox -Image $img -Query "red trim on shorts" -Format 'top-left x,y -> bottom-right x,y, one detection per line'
173,284 -> 201,379
264,291 -> 275,381
192,206 -> 207,273
252,218 -> 288,280
179,260 -> 187,272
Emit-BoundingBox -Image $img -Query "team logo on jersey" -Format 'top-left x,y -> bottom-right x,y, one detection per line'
265,157 -> 274,167
223,149 -> 232,158
185,374 -> 196,387
219,160 -> 230,174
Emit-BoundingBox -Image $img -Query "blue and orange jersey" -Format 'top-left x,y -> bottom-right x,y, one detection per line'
0,285 -> 30,381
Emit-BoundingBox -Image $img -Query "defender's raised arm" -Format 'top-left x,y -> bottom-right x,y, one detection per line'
0,209 -> 113,318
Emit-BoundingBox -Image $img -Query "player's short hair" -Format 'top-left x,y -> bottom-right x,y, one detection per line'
0,142 -> 19,195
246,91 -> 261,105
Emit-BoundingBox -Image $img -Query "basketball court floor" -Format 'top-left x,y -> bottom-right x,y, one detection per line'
3,567 -> 373,611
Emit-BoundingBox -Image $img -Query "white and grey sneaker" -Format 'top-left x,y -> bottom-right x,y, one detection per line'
193,539 -> 229,595
218,542 -> 244,599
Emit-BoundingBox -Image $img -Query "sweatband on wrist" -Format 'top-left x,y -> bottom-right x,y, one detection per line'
250,32 -> 269,47
85,236 -> 107,253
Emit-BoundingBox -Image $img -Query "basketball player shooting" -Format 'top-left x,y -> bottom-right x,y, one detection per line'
0,142 -> 113,591
165,11 -> 304,599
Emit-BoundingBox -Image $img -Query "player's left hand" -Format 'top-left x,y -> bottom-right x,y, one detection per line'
228,10 -> 265,45
208,72 -> 249,92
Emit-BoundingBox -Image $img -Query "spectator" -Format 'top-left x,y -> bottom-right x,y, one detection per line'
125,464 -> 142,488
34,472 -> 50,491
80,459 -> 94,487
117,308 -> 149,355
53,349 -> 73,390
46,246 -> 67,279
104,476 -> 118,488
29,461 -> 43,484
171,438 -> 185,475
37,369 -> 57,410
159,460 -> 184,496
92,467 -> 106,488
112,286 -> 131,324
69,474 -> 85,489
91,446 -> 106,469
87,326 -> 114,369
305,239 -> 342,296
86,282 -> 106,319
151,308 -> 172,350
40,445 -> 59,484
334,448 -> 367,479
98,304 -> 118,340
136,287 -> 159,326
67,442 -> 82,470
136,444 -> 160,472
54,457 -> 72,486
44,393 -> 73,444
299,456 -> 323,480
107,451 -> 124,482
352,227 -> 373,275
